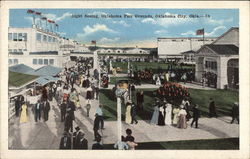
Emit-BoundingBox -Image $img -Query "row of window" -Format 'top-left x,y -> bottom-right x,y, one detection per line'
33,59 -> 54,65
8,33 -> 27,41
9,59 -> 19,65
9,49 -> 27,53
36,33 -> 57,43
205,61 -> 217,70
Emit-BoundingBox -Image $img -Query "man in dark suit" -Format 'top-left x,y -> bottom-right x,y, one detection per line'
59,132 -> 71,149
60,100 -> 67,122
136,90 -> 144,110
73,126 -> 81,149
14,96 -> 21,117
76,131 -> 88,149
67,100 -> 76,121
209,98 -> 217,118
131,103 -> 138,124
43,100 -> 50,121
92,137 -> 103,150
191,104 -> 200,128
64,112 -> 73,132
34,99 -> 42,122
231,102 -> 239,124
93,114 -> 101,141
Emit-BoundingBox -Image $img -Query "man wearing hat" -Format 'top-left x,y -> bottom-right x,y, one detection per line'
76,131 -> 88,149
231,102 -> 239,124
73,126 -> 81,149
59,131 -> 71,149
191,104 -> 200,128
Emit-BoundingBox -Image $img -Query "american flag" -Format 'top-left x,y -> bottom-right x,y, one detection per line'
27,9 -> 34,14
91,40 -> 96,45
196,29 -> 204,35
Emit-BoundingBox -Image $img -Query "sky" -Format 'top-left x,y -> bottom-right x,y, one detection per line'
9,9 -> 239,48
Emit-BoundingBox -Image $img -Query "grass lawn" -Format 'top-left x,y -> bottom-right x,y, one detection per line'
103,138 -> 239,150
99,88 -> 239,121
9,71 -> 38,87
112,62 -> 194,73
109,76 -> 152,85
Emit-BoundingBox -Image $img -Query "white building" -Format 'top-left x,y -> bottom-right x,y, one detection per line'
157,37 -> 217,60
195,27 -> 239,89
8,26 -> 70,69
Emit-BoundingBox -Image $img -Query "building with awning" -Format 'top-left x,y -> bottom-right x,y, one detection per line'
195,27 -> 239,89
9,64 -> 34,74
26,65 -> 63,76
35,76 -> 60,86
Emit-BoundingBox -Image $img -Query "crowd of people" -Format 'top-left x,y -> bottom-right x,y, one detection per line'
11,58 -> 239,150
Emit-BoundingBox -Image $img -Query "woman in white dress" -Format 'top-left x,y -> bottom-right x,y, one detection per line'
177,105 -> 187,129
156,76 -> 161,86
164,102 -> 172,125
125,102 -> 132,124
172,106 -> 180,125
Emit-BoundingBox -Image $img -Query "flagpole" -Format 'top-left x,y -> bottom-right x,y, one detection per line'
203,28 -> 205,46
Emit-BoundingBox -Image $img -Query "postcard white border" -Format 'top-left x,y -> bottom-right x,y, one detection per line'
0,1 -> 249,159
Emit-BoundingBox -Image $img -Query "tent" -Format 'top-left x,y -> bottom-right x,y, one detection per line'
27,65 -> 62,76
9,64 -> 34,74
35,76 -> 60,86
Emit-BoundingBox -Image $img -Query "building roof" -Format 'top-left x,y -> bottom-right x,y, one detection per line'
9,71 -> 38,87
35,76 -> 59,86
211,27 -> 239,45
206,44 -> 239,55
29,51 -> 58,55
27,65 -> 62,76
60,44 -> 75,48
9,64 -> 34,74
180,50 -> 196,54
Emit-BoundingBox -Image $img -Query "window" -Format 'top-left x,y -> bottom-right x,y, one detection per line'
8,49 -> 12,53
23,33 -> 27,41
13,49 -> 17,52
36,33 -> 41,42
44,59 -> 48,65
18,33 -> 23,41
18,49 -> 22,52
13,33 -> 18,41
33,59 -> 37,65
48,36 -> 52,42
52,37 -> 56,42
14,59 -> 18,64
43,35 -> 47,42
38,59 -> 43,65
8,33 -> 12,41
9,59 -> 13,65
49,59 -> 54,65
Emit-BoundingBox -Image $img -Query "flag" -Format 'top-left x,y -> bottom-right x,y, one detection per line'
91,40 -> 96,45
35,12 -> 42,16
41,17 -> 47,20
27,9 -> 34,14
196,29 -> 204,35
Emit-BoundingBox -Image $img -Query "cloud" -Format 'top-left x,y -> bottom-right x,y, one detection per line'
205,17 -> 233,25
55,12 -> 71,22
142,18 -> 157,24
42,12 -> 71,22
154,29 -> 168,35
76,23 -> 118,38
142,12 -> 196,28
112,20 -> 130,27
181,31 -> 196,36
99,37 -> 120,43
205,26 -> 227,36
